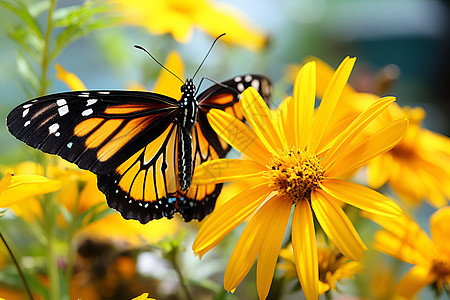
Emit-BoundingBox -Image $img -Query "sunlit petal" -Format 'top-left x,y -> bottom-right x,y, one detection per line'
320,179 -> 402,217
327,119 -> 408,177
192,159 -> 266,185
292,199 -> 318,300
312,190 -> 366,260
430,206 -> 450,254
308,57 -> 356,152
293,61 -> 315,149
207,109 -> 272,162
322,97 -> 396,169
256,196 -> 291,299
397,265 -> 436,298
55,64 -> 87,90
193,183 -> 270,258
241,87 -> 283,152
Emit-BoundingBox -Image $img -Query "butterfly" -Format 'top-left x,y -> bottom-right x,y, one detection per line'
7,74 -> 272,223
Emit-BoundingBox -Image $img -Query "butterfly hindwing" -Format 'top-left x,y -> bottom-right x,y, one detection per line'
7,91 -> 179,175
197,74 -> 272,156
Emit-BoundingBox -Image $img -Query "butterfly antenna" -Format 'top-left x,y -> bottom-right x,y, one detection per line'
192,33 -> 226,80
134,45 -> 185,85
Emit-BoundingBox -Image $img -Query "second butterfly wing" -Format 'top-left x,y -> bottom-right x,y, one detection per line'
98,75 -> 272,223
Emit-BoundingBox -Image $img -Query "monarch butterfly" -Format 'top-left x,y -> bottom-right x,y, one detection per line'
7,40 -> 271,224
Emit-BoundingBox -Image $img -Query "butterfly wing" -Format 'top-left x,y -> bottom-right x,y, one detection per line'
7,91 -> 180,175
97,122 -> 222,223
197,74 -> 272,156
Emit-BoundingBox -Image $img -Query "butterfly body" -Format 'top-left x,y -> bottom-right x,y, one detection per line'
7,74 -> 271,223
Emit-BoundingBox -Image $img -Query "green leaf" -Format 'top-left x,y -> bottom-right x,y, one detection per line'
7,24 -> 44,62
16,51 -> 40,95
0,1 -> 43,39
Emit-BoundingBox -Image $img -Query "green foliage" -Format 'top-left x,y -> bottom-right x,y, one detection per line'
0,0 -> 120,96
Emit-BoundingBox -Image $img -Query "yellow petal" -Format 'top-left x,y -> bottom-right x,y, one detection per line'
369,213 -> 435,265
292,199 -> 318,300
55,64 -> 86,91
224,195 -> 286,292
197,2 -> 267,51
277,96 -> 296,147
308,57 -> 356,153
322,97 -> 396,169
153,51 -> 184,99
430,206 -> 450,255
397,265 -> 436,298
367,153 -> 394,189
0,174 -> 61,207
192,159 -> 266,185
320,179 -> 402,217
0,172 -> 12,191
256,196 -> 291,299
327,119 -> 408,177
293,61 -> 316,149
193,183 -> 270,258
207,109 -> 272,162
241,87 -> 283,153
311,190 -> 367,260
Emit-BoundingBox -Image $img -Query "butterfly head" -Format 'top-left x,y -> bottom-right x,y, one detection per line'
181,79 -> 196,95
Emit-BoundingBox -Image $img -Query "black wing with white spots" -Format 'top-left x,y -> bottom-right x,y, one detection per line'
6,74 -> 272,224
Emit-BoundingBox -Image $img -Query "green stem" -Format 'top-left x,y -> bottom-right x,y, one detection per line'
0,231 -> 35,300
169,251 -> 193,300
44,195 -> 60,300
64,187 -> 81,295
39,0 -> 57,96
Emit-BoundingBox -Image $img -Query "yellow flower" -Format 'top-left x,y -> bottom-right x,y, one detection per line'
108,0 -> 267,50
278,237 -> 362,295
311,57 -> 450,207
132,293 -> 155,300
0,171 -> 61,207
369,206 -> 450,298
192,57 -> 406,299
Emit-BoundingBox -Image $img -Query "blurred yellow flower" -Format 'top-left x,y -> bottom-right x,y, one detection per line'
278,237 -> 362,295
369,206 -> 450,298
109,0 -> 267,50
0,171 -> 61,207
308,57 -> 450,207
192,57 -> 406,300
132,293 -> 155,300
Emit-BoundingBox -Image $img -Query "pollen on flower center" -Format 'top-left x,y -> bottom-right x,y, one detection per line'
264,149 -> 324,202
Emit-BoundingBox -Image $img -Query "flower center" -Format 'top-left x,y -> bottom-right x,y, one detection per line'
431,256 -> 450,279
264,149 -> 324,202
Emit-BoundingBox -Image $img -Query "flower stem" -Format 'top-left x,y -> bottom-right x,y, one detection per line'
169,251 -> 193,300
0,230 -> 34,300
44,195 -> 60,300
39,0 -> 57,96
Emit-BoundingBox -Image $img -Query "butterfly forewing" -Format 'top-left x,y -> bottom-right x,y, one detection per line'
7,74 -> 272,224
7,91 -> 179,174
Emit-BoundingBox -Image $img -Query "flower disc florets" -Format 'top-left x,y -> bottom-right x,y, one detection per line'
265,149 -> 324,202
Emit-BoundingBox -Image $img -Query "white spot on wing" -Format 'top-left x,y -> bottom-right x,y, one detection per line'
237,82 -> 245,92
49,123 -> 59,134
67,142 -> 73,148
86,99 -> 97,106
98,91 -> 110,95
245,74 -> 253,82
24,120 -> 30,127
58,105 -> 69,116
23,104 -> 32,109
251,79 -> 260,91
234,76 -> 242,82
56,99 -> 67,106
55,132 -> 60,137
22,108 -> 29,118
81,108 -> 93,116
